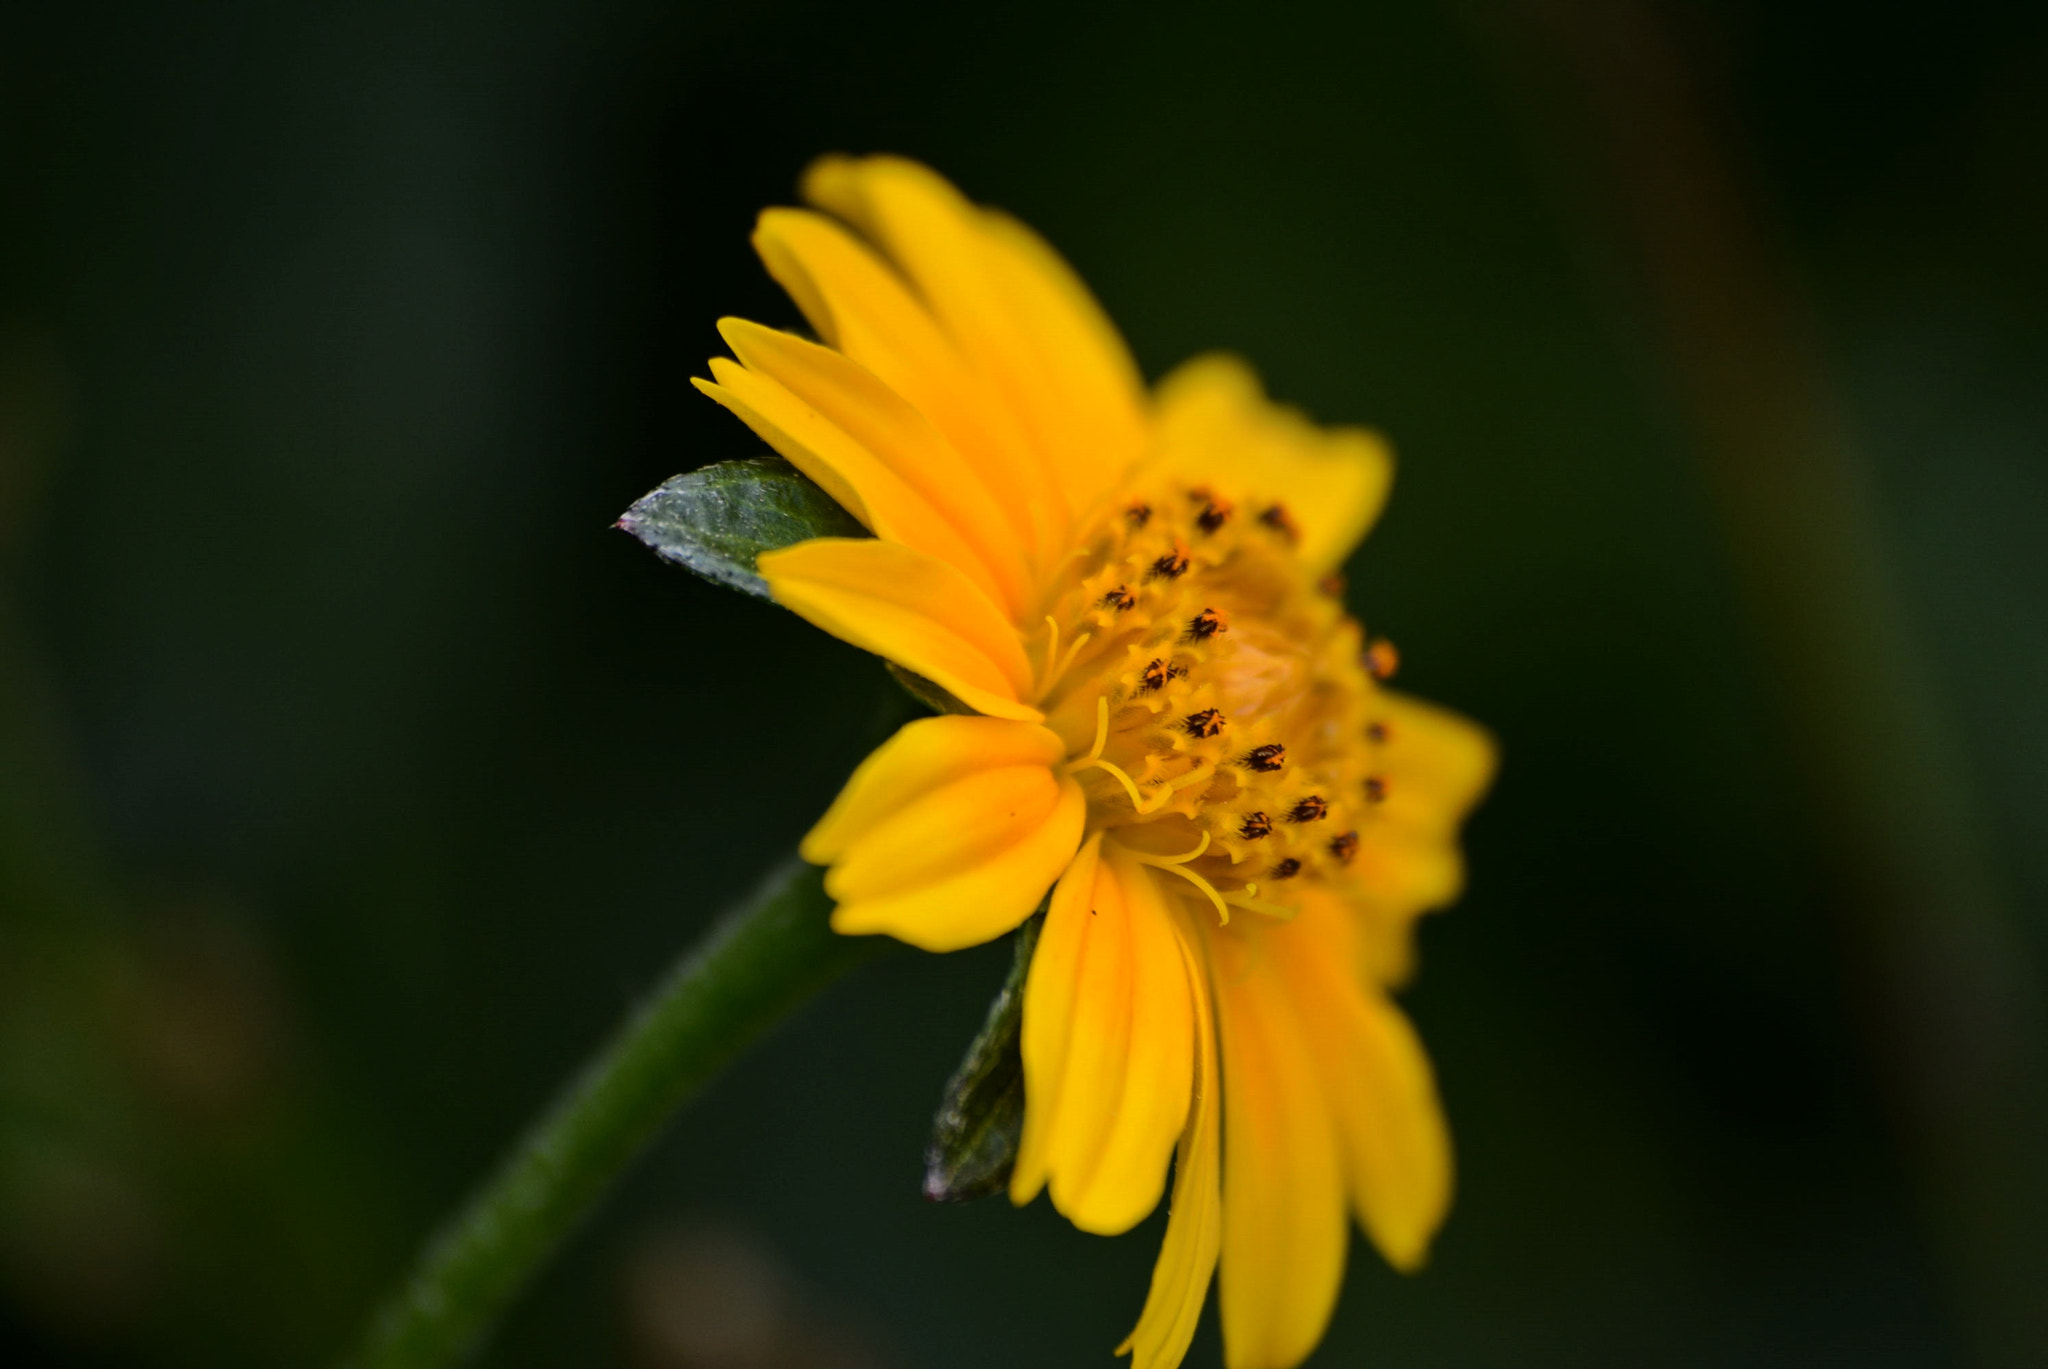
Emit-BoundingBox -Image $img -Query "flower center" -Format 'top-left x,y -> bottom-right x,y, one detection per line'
1038,484 -> 1396,921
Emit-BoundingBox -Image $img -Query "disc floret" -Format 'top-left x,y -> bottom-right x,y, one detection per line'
1044,481 -> 1400,922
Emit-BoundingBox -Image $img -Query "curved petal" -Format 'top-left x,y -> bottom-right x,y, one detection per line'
1153,354 -> 1393,575
976,210 -> 1151,520
1010,834 -> 1103,1205
1117,910 -> 1222,1369
1272,900 -> 1452,1272
801,154 -> 1150,528
1011,842 -> 1195,1235
758,538 -> 1040,722
752,208 -> 1062,568
1349,690 -> 1499,983
1212,929 -> 1349,1369
1353,826 -> 1468,929
693,360 -> 1011,614
716,318 -> 1035,616
1371,689 -> 1497,834
805,716 -> 1085,952
803,715 -> 1067,863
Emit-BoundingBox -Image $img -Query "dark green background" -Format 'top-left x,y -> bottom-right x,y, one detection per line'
4,2 -> 2046,1366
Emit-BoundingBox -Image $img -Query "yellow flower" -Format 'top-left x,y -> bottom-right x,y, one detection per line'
696,155 -> 1495,1369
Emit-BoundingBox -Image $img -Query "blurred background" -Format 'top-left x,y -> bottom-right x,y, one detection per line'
4,1 -> 2046,1365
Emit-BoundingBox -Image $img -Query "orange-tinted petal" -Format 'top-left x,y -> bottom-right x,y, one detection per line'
757,538 -> 1039,722
1272,900 -> 1453,1272
1118,909 -> 1222,1369
1371,689 -> 1496,834
1012,843 -> 1195,1235
1153,354 -> 1393,575
1351,690 -> 1498,983
1212,929 -> 1349,1369
804,715 -> 1084,952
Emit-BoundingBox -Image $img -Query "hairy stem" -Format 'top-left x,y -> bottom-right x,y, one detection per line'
341,858 -> 878,1369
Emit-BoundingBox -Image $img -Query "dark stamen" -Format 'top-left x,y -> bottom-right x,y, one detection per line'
1270,857 -> 1302,879
1365,775 -> 1389,803
1259,504 -> 1301,543
1187,606 -> 1228,640
1246,743 -> 1286,773
1192,488 -> 1235,534
1289,795 -> 1328,823
1239,812 -> 1273,840
1149,540 -> 1190,580
1329,831 -> 1359,864
1100,584 -> 1136,612
1183,708 -> 1226,739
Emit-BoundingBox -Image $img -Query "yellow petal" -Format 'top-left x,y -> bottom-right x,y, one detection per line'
1372,689 -> 1497,833
802,154 -> 1150,529
1061,852 -> 1197,1231
803,714 -> 1068,863
827,785 -> 1083,952
805,716 -> 1085,952
757,538 -> 1039,722
693,367 -> 871,525
1302,882 -> 1423,1000
1009,833 -> 1101,1207
975,209 -> 1151,520
1011,844 -> 1194,1235
693,361 -> 1011,615
1153,354 -> 1393,575
1117,910 -> 1222,1369
752,208 -> 1063,569
716,319 -> 1036,617
1348,691 -> 1499,983
830,764 -> 1069,895
1212,928 -> 1349,1369
1273,900 -> 1453,1272
1354,825 -> 1468,922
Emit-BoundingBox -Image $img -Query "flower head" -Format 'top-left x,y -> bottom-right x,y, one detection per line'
697,156 -> 1494,1369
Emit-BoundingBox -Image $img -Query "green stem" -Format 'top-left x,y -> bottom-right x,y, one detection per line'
341,858 -> 879,1369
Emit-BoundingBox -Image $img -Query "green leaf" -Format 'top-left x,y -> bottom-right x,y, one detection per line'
923,914 -> 1040,1203
620,458 -> 970,720
616,456 -> 866,599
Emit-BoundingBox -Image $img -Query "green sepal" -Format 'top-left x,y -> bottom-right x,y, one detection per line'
616,456 -> 867,599
922,913 -> 1041,1203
